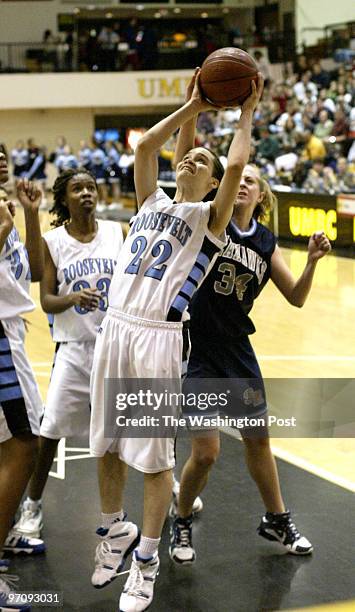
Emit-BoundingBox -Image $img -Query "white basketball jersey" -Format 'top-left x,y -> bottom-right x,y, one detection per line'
0,227 -> 34,319
108,188 -> 226,321
44,220 -> 124,341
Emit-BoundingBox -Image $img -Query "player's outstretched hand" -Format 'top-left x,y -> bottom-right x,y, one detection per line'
308,231 -> 331,261
0,200 -> 15,232
17,178 -> 42,211
189,68 -> 220,113
70,288 -> 101,311
241,72 -> 264,113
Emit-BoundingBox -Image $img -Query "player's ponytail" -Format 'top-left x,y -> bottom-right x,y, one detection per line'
50,168 -> 97,228
253,176 -> 277,222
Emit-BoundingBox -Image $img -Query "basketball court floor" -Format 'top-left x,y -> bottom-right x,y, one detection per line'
7,207 -> 355,611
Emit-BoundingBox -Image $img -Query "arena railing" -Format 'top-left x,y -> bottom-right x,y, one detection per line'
0,30 -> 296,74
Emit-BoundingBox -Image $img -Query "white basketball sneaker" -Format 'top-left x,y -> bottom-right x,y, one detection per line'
13,499 -> 43,539
91,518 -> 140,589
119,550 -> 160,612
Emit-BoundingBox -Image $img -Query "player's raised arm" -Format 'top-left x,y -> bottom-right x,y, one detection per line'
134,70 -> 216,208
16,178 -> 44,282
208,74 -> 264,237
271,232 -> 331,307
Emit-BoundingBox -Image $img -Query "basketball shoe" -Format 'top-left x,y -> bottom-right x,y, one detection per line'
258,510 -> 313,555
168,477 -> 203,518
91,517 -> 140,588
169,515 -> 196,565
12,499 -> 43,539
3,532 -> 45,555
119,550 -> 159,612
0,560 -> 31,611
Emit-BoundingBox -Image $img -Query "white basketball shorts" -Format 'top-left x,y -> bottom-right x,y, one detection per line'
90,308 -> 183,473
0,317 -> 43,443
40,341 -> 95,440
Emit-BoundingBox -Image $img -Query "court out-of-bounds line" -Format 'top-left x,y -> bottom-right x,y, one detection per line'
223,428 -> 355,493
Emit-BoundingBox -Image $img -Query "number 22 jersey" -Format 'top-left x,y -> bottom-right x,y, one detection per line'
44,220 -> 123,342
108,188 -> 226,322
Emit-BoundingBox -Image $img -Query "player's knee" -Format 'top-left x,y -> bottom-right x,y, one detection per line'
193,443 -> 220,469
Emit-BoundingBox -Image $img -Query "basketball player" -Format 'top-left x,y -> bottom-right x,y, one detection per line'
0,154 -> 45,610
89,71 -> 264,611
169,95 -> 331,564
14,168 -> 125,542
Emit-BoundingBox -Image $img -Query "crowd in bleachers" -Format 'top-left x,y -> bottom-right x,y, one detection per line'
1,56 -> 354,202
191,58 -> 355,193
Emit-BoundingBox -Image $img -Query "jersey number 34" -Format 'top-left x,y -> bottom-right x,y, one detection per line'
214,262 -> 252,300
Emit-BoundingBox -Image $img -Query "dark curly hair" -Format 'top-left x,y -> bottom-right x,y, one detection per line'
50,168 -> 97,228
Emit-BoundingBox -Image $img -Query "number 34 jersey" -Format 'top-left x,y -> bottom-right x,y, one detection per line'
190,219 -> 277,340
108,188 -> 226,322
44,220 -> 124,342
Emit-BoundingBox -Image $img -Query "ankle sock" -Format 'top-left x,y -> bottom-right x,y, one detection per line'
136,536 -> 160,560
101,509 -> 125,528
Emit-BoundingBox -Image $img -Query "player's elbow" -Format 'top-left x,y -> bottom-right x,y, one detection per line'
135,134 -> 157,155
288,296 -> 305,308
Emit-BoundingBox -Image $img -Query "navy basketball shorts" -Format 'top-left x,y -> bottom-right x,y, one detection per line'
184,333 -> 267,431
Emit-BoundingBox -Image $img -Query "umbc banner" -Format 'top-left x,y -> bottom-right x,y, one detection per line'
276,191 -> 355,248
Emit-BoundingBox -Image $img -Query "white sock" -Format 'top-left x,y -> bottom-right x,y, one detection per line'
136,536 -> 160,560
27,497 -> 41,507
101,509 -> 125,529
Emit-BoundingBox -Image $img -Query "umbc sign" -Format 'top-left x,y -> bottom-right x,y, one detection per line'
276,192 -> 355,248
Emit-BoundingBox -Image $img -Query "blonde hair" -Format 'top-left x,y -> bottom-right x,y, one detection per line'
246,164 -> 277,222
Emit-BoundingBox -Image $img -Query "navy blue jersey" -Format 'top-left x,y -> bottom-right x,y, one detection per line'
190,218 -> 277,341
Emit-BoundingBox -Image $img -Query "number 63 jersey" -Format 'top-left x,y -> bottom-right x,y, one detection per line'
190,218 -> 277,340
44,220 -> 124,342
108,188 -> 226,322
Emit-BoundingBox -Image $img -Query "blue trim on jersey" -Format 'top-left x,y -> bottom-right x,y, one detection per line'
0,353 -> 13,368
180,279 -> 198,299
0,338 -> 10,351
196,252 -> 210,271
189,266 -> 204,283
167,235 -> 221,321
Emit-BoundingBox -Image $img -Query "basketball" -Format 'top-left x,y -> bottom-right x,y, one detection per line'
199,47 -> 258,107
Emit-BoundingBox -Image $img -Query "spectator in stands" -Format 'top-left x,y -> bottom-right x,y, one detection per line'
311,62 -> 330,89
303,159 -> 336,193
301,129 -> 326,161
293,71 -> 317,103
330,108 -> 349,154
314,109 -> 334,141
78,140 -> 92,169
293,54 -> 309,76
11,140 -> 29,185
26,139 -> 47,204
42,29 -> 58,71
335,157 -> 355,192
55,145 -> 78,174
257,125 -> 280,161
254,50 -> 271,86
98,26 -> 119,71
